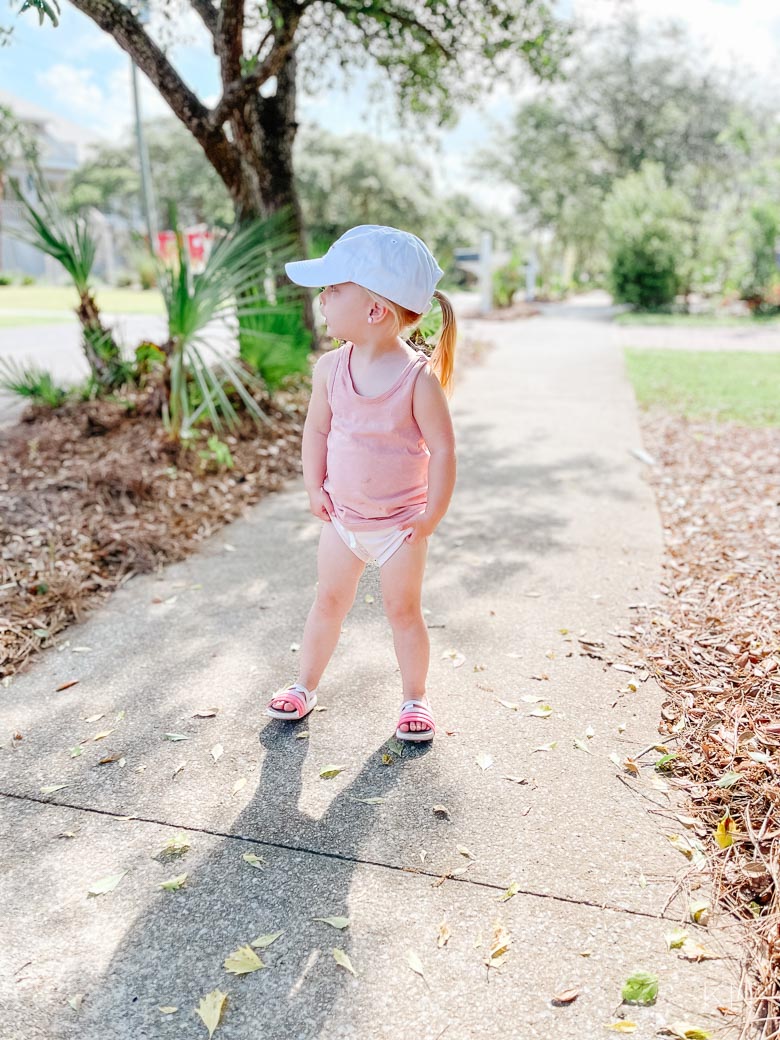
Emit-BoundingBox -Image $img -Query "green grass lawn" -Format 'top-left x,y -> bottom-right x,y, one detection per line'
0,285 -> 165,315
615,310 -> 780,327
625,348 -> 780,426
0,314 -> 70,328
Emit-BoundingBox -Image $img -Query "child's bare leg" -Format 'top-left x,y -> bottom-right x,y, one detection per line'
379,536 -> 430,732
270,522 -> 365,711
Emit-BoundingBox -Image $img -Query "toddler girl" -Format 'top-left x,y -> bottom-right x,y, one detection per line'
265,225 -> 457,742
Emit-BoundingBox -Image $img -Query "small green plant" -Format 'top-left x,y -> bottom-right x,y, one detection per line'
492,258 -> 524,308
134,341 -> 166,380
21,274 -> 36,286
0,358 -> 67,407
0,273 -> 13,286
197,434 -> 234,472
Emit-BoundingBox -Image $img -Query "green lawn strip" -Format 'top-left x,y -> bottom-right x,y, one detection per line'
615,310 -> 780,327
0,315 -> 72,328
624,347 -> 780,426
0,285 -> 164,315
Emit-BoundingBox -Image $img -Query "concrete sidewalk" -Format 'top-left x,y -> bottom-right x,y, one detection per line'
0,303 -> 743,1039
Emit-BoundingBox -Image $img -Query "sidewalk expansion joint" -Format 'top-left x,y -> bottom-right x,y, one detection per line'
2,789 -> 673,923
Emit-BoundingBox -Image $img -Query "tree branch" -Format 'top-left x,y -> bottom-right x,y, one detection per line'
191,0 -> 218,39
209,10 -> 302,129
68,0 -> 242,192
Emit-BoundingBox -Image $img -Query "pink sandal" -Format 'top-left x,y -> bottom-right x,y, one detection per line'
396,698 -> 435,743
265,682 -> 317,721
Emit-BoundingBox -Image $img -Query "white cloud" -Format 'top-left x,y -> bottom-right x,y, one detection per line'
36,61 -> 178,142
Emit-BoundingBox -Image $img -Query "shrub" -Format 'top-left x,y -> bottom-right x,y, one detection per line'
738,202 -> 780,312
604,163 -> 689,310
21,274 -> 35,286
0,273 -> 13,286
492,258 -> 524,308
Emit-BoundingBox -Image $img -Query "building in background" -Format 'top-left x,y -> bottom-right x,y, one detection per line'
0,88 -> 108,279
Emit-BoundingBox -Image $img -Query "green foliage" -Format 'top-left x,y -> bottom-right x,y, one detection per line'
492,256 -> 525,308
0,358 -> 67,407
238,292 -> 310,392
604,164 -> 688,310
158,213 -> 307,440
737,203 -> 780,309
479,12 -> 772,296
621,971 -> 658,1006
0,273 -> 13,286
65,119 -> 235,228
294,125 -> 501,281
197,434 -> 234,472
12,181 -> 96,296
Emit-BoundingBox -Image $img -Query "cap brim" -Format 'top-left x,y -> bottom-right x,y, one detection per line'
285,256 -> 347,288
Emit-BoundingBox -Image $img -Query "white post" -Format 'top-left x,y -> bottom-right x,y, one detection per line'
479,230 -> 493,314
526,245 -> 538,302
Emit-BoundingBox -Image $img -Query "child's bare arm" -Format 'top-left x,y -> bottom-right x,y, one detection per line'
402,366 -> 456,541
302,351 -> 336,520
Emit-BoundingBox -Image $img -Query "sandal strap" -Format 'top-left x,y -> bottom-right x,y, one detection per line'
398,700 -> 435,730
271,684 -> 310,714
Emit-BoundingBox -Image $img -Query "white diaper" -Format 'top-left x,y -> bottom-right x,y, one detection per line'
331,514 -> 413,567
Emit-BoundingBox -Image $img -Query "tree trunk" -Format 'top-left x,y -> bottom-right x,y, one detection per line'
226,49 -> 315,334
77,290 -> 125,386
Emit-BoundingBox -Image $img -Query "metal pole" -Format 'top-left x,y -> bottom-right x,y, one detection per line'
131,57 -> 158,254
479,230 -> 493,314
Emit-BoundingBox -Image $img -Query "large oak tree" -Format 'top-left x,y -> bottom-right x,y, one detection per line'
61,1 -> 566,250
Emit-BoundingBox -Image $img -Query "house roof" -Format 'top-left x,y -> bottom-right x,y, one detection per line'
0,88 -> 105,163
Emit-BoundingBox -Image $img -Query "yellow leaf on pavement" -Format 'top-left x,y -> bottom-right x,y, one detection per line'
407,950 -> 427,981
333,948 -> 357,975
251,931 -> 283,949
87,871 -> 127,897
223,944 -> 264,975
314,916 -> 350,929
195,989 -> 227,1038
160,873 -> 187,891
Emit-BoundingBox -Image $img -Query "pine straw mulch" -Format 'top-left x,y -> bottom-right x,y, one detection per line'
0,384 -> 307,680
626,411 -> 780,1039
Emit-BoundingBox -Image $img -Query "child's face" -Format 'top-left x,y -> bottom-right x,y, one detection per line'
319,282 -> 372,341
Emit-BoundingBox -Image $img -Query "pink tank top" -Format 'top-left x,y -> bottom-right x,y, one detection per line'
323,342 -> 430,530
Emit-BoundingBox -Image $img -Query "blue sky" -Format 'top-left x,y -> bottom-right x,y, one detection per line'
1,0 -> 779,201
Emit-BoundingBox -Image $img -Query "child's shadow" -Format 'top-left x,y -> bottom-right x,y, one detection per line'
75,711 -> 442,1040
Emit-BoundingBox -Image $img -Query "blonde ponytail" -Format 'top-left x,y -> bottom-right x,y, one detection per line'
362,285 -> 457,396
430,289 -> 457,397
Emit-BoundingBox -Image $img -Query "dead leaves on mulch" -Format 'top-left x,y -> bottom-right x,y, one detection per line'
626,411 -> 780,1037
0,387 -> 305,678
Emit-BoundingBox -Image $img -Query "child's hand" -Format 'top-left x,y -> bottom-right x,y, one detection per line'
308,486 -> 334,522
399,513 -> 437,544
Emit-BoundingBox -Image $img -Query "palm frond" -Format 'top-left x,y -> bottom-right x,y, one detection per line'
0,357 -> 67,407
10,180 -> 95,293
158,211 -> 309,438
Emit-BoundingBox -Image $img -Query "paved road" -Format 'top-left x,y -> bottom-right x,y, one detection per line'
0,299 -> 743,1039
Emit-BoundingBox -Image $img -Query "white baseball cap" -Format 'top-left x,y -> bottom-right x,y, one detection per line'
285,224 -> 444,314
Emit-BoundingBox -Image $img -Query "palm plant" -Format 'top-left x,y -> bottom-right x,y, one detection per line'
157,212 -> 310,441
0,358 -> 67,407
11,180 -> 127,388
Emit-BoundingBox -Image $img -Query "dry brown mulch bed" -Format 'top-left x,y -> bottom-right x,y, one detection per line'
0,385 -> 306,679
627,412 -> 780,1037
